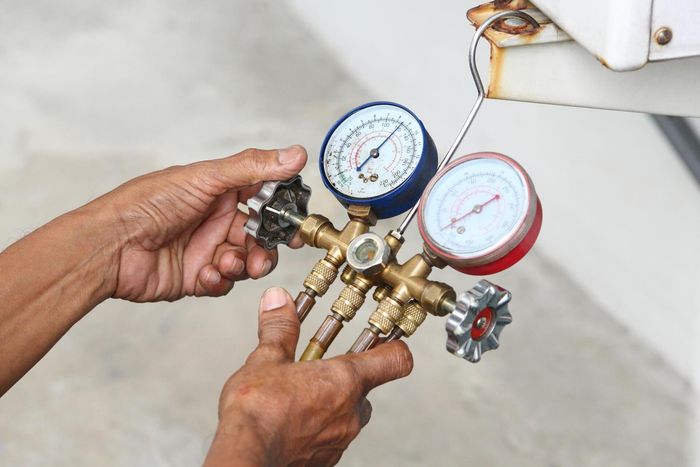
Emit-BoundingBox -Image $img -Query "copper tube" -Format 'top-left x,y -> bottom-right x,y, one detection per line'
348,327 -> 381,354
300,314 -> 344,361
295,289 -> 317,323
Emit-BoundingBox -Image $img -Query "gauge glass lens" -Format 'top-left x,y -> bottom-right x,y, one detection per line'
422,157 -> 529,257
323,104 -> 424,199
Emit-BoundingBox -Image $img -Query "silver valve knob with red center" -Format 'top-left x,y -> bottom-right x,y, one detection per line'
446,280 -> 512,363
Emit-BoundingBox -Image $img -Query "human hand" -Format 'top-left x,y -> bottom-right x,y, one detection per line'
204,287 -> 414,467
91,146 -> 307,302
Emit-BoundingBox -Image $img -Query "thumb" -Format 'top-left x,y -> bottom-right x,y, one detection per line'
251,287 -> 300,363
338,341 -> 414,393
213,146 -> 307,190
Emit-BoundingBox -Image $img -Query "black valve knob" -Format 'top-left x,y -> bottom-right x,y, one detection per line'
244,176 -> 311,250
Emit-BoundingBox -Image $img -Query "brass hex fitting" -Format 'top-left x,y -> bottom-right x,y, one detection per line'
396,302 -> 428,337
340,265 -> 356,284
420,281 -> 457,317
347,205 -> 378,225
369,297 -> 404,334
376,251 -> 457,318
298,214 -> 335,248
421,245 -> 448,269
373,286 -> 392,303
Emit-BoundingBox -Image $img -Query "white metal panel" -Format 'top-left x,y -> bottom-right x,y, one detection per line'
650,0 -> 700,61
532,0 -> 652,71
487,40 -> 700,117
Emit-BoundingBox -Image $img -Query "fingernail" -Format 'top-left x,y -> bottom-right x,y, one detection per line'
261,287 -> 289,311
207,269 -> 221,284
229,257 -> 245,275
278,145 -> 301,165
261,259 -> 273,276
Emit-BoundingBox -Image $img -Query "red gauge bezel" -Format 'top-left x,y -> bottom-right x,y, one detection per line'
417,152 -> 542,276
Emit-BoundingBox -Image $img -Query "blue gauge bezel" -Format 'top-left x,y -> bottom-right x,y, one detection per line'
319,101 -> 438,219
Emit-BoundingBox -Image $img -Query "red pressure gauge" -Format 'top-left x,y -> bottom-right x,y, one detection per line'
417,152 -> 542,275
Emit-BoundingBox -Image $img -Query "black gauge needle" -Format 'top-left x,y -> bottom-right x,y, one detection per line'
356,123 -> 402,172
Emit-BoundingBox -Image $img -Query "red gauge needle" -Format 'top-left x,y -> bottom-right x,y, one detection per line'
441,194 -> 500,231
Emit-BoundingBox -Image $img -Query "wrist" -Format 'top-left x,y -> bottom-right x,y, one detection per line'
206,414 -> 273,467
67,201 -> 124,301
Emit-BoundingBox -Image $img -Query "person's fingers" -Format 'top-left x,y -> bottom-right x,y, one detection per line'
195,264 -> 235,297
206,146 -> 307,192
252,287 -> 300,363
212,244 -> 248,281
336,341 -> 414,393
227,210 -> 249,247
288,232 -> 304,249
245,235 -> 278,279
359,398 -> 373,428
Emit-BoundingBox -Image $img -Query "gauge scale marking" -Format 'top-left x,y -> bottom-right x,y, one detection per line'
320,102 -> 438,219
418,152 -> 542,275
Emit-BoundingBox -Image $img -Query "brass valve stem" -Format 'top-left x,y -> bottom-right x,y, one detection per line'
300,268 -> 374,360
385,327 -> 404,342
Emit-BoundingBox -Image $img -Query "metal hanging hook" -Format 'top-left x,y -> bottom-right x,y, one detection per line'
394,10 -> 539,236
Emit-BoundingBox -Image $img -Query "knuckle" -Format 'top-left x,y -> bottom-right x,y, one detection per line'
190,160 -> 230,194
261,313 -> 299,338
252,343 -> 287,362
194,160 -> 218,180
241,147 -> 263,159
335,360 -> 363,392
239,148 -> 270,176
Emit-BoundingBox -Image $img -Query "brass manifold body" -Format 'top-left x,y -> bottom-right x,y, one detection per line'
282,205 -> 457,361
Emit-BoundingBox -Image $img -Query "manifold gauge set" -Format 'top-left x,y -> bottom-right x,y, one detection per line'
244,11 -> 543,364
245,101 -> 542,363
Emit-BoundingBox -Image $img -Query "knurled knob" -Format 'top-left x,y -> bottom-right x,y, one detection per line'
396,302 -> 428,337
303,258 -> 338,296
369,297 -> 403,334
331,285 -> 366,321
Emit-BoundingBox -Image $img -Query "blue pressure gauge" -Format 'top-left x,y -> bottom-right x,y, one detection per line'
319,102 -> 438,219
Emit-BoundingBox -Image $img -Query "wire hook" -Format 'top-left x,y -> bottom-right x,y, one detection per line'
395,10 -> 539,235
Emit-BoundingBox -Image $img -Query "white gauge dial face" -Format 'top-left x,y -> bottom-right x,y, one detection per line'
422,157 -> 529,258
323,104 -> 424,199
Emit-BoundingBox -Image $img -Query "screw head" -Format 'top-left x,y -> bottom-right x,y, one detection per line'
655,27 -> 673,46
